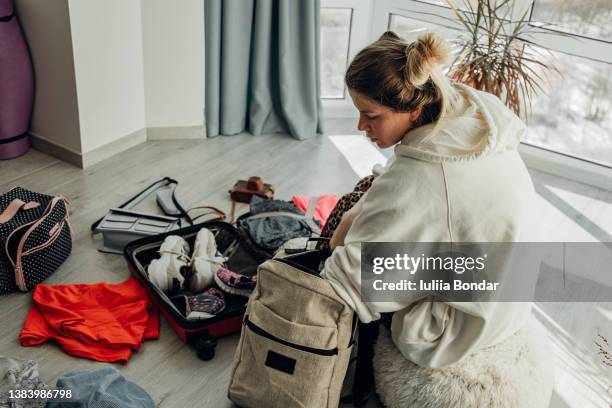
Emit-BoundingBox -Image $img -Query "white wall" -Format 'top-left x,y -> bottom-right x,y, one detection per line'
15,0 -> 82,153
15,0 -> 204,166
67,0 -> 146,153
141,0 -> 204,128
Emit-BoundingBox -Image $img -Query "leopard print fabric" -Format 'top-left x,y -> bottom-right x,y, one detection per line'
317,175 -> 375,250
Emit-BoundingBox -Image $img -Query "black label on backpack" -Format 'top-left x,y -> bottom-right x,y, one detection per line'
265,350 -> 296,375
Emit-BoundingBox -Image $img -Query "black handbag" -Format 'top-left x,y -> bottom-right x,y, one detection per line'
0,187 -> 72,293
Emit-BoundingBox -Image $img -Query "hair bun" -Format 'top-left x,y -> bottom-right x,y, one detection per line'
404,32 -> 450,86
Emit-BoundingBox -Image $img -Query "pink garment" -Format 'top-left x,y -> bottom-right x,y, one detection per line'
291,195 -> 339,229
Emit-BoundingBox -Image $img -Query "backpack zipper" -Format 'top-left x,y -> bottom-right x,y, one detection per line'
245,315 -> 338,356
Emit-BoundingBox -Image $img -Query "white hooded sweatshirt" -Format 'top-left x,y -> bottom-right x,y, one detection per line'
320,84 -> 537,368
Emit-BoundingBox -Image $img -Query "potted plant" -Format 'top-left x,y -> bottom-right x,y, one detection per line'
447,0 -> 559,117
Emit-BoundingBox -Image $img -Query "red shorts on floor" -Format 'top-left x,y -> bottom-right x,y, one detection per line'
20,278 -> 159,363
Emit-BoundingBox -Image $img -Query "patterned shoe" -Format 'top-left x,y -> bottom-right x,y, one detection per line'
183,287 -> 226,320
214,267 -> 257,297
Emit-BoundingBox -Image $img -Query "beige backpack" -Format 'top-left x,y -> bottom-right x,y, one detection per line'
228,251 -> 356,408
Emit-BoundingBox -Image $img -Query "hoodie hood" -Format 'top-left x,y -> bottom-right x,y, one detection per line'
395,84 -> 526,163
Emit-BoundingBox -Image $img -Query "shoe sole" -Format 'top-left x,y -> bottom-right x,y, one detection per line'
213,273 -> 254,297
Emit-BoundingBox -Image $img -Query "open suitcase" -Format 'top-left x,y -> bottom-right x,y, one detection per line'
124,220 -> 271,360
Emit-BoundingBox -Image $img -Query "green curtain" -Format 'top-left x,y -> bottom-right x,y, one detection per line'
205,0 -> 324,140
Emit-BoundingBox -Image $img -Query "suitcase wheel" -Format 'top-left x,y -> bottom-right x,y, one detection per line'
193,332 -> 218,361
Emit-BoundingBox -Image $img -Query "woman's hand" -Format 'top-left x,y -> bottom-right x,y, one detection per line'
330,193 -> 367,250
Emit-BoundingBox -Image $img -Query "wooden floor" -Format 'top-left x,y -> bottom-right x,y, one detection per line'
1,131 -> 611,407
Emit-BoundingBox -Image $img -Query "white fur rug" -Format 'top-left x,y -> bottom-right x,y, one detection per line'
373,318 -> 554,408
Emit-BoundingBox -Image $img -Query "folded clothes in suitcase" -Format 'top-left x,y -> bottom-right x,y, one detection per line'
124,220 -> 271,360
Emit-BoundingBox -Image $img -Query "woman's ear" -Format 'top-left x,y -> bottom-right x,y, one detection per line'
409,107 -> 423,122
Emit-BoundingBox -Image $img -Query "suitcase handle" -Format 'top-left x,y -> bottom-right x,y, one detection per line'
91,177 -> 193,232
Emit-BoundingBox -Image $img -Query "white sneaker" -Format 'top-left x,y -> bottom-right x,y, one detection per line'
147,235 -> 190,292
190,228 -> 226,291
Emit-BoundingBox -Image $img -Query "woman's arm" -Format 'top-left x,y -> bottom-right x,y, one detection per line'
330,192 -> 368,250
320,160 -> 450,323
320,171 -> 420,323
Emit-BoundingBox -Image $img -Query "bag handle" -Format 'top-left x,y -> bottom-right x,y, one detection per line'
187,205 -> 226,223
0,199 -> 40,224
90,177 -> 193,232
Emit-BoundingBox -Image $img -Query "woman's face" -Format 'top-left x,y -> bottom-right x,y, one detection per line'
349,89 -> 420,149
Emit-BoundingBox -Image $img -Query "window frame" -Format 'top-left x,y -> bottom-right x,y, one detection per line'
320,0 -> 373,117
518,0 -> 612,184
371,0 -> 462,36
320,7 -> 354,100
526,0 -> 612,63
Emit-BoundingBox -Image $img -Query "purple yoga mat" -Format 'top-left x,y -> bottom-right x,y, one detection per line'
0,0 -> 33,159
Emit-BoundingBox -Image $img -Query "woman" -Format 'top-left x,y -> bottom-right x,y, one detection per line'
320,31 -> 538,369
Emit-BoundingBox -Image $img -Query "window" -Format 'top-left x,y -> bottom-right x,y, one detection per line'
525,51 -> 612,166
530,0 -> 612,42
525,0 -> 612,167
388,14 -> 435,41
320,0 -> 371,117
320,8 -> 353,98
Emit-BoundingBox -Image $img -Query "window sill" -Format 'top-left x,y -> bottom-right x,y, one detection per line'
519,143 -> 612,193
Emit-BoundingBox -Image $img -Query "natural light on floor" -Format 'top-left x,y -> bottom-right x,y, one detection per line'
328,135 -> 388,178
533,303 -> 611,408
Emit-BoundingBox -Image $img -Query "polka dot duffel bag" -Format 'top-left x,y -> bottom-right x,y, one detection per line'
0,187 -> 72,293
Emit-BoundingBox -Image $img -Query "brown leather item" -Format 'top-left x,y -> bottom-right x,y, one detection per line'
230,176 -> 275,204
187,205 -> 226,223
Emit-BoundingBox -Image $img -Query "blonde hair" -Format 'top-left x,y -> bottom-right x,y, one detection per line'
345,31 -> 460,126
